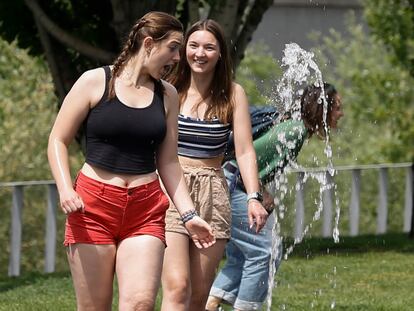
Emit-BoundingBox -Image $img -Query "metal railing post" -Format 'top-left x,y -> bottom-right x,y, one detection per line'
294,172 -> 305,241
377,168 -> 388,234
45,184 -> 58,273
409,164 -> 414,239
322,171 -> 333,237
404,165 -> 413,232
349,169 -> 361,236
9,186 -> 24,277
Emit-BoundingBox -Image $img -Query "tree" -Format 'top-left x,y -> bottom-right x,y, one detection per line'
236,43 -> 282,105
306,13 -> 414,164
0,37 -> 82,182
0,0 -> 272,104
364,0 -> 414,78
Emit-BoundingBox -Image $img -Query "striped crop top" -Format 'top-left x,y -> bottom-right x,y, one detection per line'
177,114 -> 231,158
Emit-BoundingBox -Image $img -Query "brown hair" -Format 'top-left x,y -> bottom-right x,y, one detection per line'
108,11 -> 183,99
168,19 -> 233,123
300,82 -> 338,138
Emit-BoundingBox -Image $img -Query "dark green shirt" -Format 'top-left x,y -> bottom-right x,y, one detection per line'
254,119 -> 307,184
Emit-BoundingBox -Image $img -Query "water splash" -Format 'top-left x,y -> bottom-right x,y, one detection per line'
264,43 -> 341,310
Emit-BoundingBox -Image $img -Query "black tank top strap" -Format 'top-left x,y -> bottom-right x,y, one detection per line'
153,78 -> 163,95
101,66 -> 111,100
153,79 -> 165,112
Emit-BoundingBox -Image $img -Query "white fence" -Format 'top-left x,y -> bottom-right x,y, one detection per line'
1,163 -> 412,277
290,163 -> 413,240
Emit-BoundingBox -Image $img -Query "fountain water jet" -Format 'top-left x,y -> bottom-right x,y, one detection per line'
264,43 -> 341,310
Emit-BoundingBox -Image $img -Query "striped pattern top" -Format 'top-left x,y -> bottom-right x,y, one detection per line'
177,114 -> 232,158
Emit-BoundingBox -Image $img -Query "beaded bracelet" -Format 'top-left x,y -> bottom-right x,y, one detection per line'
181,209 -> 198,224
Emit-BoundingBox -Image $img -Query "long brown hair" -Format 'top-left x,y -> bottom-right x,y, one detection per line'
169,19 -> 233,123
300,83 -> 338,138
108,11 -> 183,99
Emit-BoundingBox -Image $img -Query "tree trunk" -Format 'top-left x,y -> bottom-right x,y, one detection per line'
20,0 -> 272,147
232,0 -> 273,69
24,0 -> 114,63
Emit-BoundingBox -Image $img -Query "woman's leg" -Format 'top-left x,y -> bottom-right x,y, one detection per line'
161,232 -> 191,311
188,239 -> 227,311
67,243 -> 116,311
116,235 -> 165,311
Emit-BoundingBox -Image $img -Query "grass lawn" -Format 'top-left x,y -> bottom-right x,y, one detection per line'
0,233 -> 413,310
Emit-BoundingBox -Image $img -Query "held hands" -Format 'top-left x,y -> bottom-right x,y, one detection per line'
59,187 -> 84,214
247,199 -> 269,233
184,215 -> 216,249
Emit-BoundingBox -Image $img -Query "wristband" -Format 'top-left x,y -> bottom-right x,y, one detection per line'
181,209 -> 198,224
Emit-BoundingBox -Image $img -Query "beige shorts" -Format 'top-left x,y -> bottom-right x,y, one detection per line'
165,165 -> 231,239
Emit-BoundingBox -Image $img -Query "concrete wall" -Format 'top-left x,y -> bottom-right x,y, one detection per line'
251,0 -> 365,59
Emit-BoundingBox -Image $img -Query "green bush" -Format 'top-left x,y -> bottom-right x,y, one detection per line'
306,12 -> 414,164
0,37 -> 82,275
236,42 -> 282,105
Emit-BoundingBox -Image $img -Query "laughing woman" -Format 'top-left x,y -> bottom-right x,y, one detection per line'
161,19 -> 268,311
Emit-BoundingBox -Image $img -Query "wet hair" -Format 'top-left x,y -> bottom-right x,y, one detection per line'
168,19 -> 233,123
300,82 -> 338,138
108,11 -> 183,99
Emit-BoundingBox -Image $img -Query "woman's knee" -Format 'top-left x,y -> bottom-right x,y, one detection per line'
163,277 -> 191,303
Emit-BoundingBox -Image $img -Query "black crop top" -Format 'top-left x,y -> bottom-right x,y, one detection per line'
85,66 -> 167,174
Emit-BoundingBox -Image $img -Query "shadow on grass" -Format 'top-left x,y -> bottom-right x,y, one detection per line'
285,232 -> 414,258
0,271 -> 71,292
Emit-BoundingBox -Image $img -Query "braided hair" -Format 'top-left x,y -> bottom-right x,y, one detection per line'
108,11 -> 183,99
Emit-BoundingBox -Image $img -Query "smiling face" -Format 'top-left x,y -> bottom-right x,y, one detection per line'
146,31 -> 183,79
186,30 -> 221,75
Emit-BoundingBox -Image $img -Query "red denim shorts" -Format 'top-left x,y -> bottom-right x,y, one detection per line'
64,171 -> 170,246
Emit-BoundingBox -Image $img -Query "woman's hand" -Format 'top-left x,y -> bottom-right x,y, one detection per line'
59,188 -> 84,215
247,200 -> 269,233
184,216 -> 216,248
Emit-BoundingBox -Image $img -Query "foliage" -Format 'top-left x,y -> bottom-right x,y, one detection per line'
364,0 -> 414,78
0,37 -> 82,275
303,13 -> 414,164
0,39 -> 55,181
0,0 -> 272,104
236,15 -> 414,165
236,43 -> 282,105
0,38 -> 83,181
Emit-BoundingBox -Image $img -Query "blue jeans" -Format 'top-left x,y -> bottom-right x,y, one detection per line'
209,167 -> 282,310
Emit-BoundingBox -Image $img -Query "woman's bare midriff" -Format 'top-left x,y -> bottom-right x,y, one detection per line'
81,163 -> 158,188
178,155 -> 224,169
